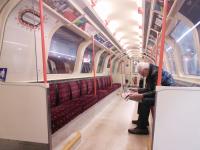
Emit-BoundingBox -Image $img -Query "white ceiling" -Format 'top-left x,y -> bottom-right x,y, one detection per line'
86,0 -> 143,58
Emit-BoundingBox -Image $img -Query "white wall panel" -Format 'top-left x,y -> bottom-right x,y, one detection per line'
153,86 -> 200,150
0,83 -> 49,143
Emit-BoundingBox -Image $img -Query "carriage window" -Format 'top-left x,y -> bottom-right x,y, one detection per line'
117,61 -> 123,73
81,44 -> 101,73
97,52 -> 109,73
170,21 -> 200,75
107,55 -> 115,68
165,43 -> 176,74
81,46 -> 92,73
112,58 -> 119,73
48,26 -> 83,74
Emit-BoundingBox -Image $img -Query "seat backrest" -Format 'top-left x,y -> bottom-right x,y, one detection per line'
104,77 -> 108,88
80,80 -> 88,96
69,81 -> 81,99
97,78 -> 103,90
107,76 -> 111,86
101,77 -> 106,89
57,82 -> 71,104
87,79 -> 94,95
49,83 -> 58,108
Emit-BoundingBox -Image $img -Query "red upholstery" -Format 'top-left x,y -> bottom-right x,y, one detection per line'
69,81 -> 81,99
80,79 -> 98,110
57,82 -> 71,104
80,80 -> 88,95
102,77 -> 114,93
49,83 -> 58,108
81,95 -> 98,110
87,79 -> 94,95
93,77 -> 108,100
49,76 -> 121,133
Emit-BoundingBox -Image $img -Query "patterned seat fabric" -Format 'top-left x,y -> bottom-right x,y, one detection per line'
49,76 -> 121,133
80,80 -> 88,96
69,81 -> 81,99
49,83 -> 58,108
87,79 -> 94,95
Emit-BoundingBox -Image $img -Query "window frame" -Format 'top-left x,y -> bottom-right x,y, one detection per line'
167,13 -> 200,78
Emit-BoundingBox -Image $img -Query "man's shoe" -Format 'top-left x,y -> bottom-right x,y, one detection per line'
128,127 -> 149,135
132,120 -> 149,126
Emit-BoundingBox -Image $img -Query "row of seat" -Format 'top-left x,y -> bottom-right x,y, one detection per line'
49,76 -> 121,133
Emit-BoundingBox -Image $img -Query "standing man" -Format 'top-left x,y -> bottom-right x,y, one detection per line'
128,62 -> 175,135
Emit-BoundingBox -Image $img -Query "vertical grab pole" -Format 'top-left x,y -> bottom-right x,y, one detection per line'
92,36 -> 97,96
121,61 -> 124,92
110,54 -> 113,87
157,0 -> 168,85
39,0 -> 47,83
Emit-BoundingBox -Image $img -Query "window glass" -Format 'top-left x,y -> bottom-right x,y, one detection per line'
165,43 -> 176,74
170,21 -> 200,75
117,61 -> 123,73
81,46 -> 92,73
107,55 -> 115,68
97,52 -> 109,73
81,44 -> 101,73
48,26 -> 83,74
112,58 -> 119,73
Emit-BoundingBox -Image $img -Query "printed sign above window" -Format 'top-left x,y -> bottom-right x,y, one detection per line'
151,12 -> 162,32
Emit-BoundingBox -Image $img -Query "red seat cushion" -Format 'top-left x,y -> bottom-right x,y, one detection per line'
80,80 -> 88,96
97,78 -> 103,90
87,79 -> 94,95
57,82 -> 71,104
69,81 -> 81,99
81,95 -> 98,110
49,83 -> 58,108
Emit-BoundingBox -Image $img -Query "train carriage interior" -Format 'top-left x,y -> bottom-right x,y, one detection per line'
1,0 -> 200,150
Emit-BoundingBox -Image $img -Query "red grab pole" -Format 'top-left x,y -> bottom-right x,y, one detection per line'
92,36 -> 97,96
157,0 -> 168,85
39,0 -> 47,83
109,54 -> 113,87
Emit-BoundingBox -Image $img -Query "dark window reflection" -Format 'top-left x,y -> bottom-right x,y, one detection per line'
81,46 -> 92,73
48,26 -> 83,74
97,52 -> 109,73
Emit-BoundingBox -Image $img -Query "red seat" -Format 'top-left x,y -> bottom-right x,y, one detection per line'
49,77 -> 121,133
80,80 -> 98,110
96,78 -> 109,100
49,83 -> 58,108
68,81 -> 84,116
102,77 -> 114,93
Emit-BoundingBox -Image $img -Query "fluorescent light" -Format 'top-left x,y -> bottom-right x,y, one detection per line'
49,51 -> 76,58
107,20 -> 119,33
123,44 -> 130,49
94,1 -> 111,20
115,32 -> 124,41
133,11 -> 142,25
120,39 -> 130,45
136,0 -> 142,7
177,20 -> 200,42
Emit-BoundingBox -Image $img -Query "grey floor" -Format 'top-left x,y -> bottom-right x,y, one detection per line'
76,95 -> 151,150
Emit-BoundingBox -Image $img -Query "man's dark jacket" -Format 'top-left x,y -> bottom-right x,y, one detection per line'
138,64 -> 175,98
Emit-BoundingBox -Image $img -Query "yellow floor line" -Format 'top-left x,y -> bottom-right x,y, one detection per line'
63,132 -> 81,150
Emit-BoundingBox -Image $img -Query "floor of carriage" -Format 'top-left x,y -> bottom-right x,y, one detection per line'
76,94 -> 151,150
